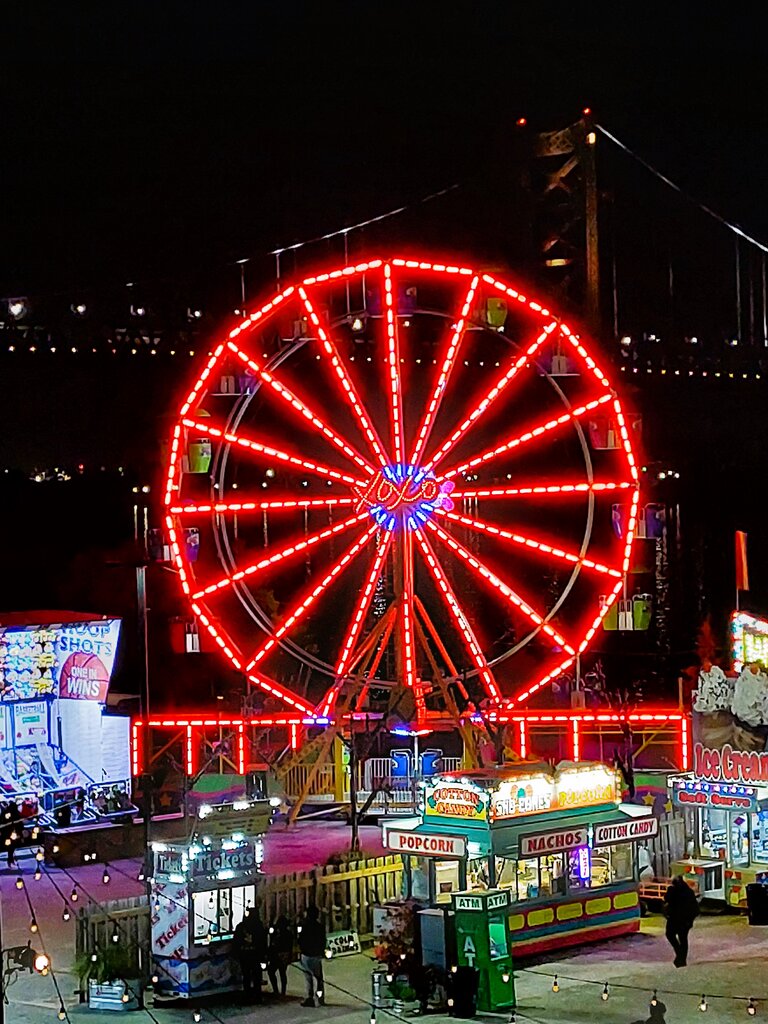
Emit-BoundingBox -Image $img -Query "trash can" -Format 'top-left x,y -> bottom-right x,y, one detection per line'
746,883 -> 768,925
451,966 -> 478,1018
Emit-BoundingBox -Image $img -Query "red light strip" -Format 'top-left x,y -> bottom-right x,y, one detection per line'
402,579 -> 417,692
410,275 -> 479,466
245,670 -> 315,713
556,322 -> 612,391
426,518 -> 575,655
440,393 -> 612,481
299,286 -> 389,470
511,657 -> 577,706
681,714 -> 690,769
290,723 -> 299,750
192,512 -> 368,599
450,482 -> 633,500
572,719 -> 580,761
237,724 -> 245,775
227,341 -> 374,476
170,497 -> 357,514
186,725 -> 194,776
383,263 -> 405,464
131,721 -> 142,776
392,259 -> 474,276
611,398 -> 640,483
319,532 -> 394,716
182,417 -> 366,488
227,285 -> 296,343
302,259 -> 383,286
518,720 -> 527,758
245,523 -> 378,672
414,530 -> 500,701
165,423 -> 184,508
423,322 -> 557,473
438,509 -> 623,578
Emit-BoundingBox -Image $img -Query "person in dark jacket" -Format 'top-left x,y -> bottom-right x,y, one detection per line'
298,905 -> 326,1006
267,915 -> 294,997
232,907 -> 268,1002
664,875 -> 699,966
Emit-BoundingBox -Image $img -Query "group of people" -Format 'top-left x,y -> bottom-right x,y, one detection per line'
694,658 -> 768,750
232,904 -> 327,1006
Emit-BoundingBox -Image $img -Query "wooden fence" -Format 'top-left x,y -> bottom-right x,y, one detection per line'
646,815 -> 686,877
76,855 -> 404,962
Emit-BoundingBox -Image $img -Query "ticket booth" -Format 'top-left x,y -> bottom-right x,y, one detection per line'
452,888 -> 516,1013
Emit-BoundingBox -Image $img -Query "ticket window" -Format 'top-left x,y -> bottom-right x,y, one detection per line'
467,856 -> 491,891
495,855 -> 566,902
700,808 -> 729,860
192,883 -> 256,943
568,844 -> 634,889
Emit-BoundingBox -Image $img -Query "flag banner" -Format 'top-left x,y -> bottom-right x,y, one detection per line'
736,530 -> 750,591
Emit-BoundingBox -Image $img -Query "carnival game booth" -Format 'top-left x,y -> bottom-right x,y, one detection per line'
384,761 -> 657,957
0,613 -> 134,834
150,797 -> 271,1000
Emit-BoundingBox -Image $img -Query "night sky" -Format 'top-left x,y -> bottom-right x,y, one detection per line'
4,5 -> 768,691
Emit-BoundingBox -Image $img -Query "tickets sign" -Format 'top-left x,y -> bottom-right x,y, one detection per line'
520,825 -> 589,857
593,816 -> 658,847
387,829 -> 467,858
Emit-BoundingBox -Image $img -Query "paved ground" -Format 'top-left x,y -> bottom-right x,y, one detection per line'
4,843 -> 768,1023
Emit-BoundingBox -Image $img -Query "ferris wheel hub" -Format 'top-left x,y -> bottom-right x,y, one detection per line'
352,464 -> 455,531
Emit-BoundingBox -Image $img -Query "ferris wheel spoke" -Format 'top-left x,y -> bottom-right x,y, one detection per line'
383,263 -> 406,464
191,512 -> 369,599
244,523 -> 379,673
299,286 -> 390,469
438,393 -> 613,481
450,481 -> 634,500
227,342 -> 376,476
181,417 -> 367,487
170,497 -> 357,515
423,321 -> 557,473
437,509 -> 623,578
319,531 -> 394,716
426,519 -> 576,656
245,669 -> 316,714
413,530 -> 500,702
410,275 -> 480,466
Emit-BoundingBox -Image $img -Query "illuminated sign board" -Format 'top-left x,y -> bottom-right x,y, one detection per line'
593,816 -> 658,846
491,774 -> 555,821
424,781 -> 489,822
0,619 -> 121,703
520,825 -> 589,856
153,838 -> 263,881
731,611 -> 768,673
387,830 -> 467,858
693,742 -> 768,785
672,777 -> 758,810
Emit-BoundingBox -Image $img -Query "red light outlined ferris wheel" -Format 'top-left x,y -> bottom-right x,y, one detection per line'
164,256 -> 639,719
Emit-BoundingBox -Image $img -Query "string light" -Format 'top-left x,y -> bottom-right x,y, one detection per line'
35,848 -> 44,861
62,905 -> 71,922
58,1005 -> 66,1020
601,983 -> 609,1001
192,1010 -> 202,1022
151,974 -> 159,985
15,876 -> 24,889
552,976 -> 559,993
70,887 -> 79,902
651,990 -> 658,1007
34,866 -> 42,881
102,865 -> 111,885
748,999 -> 757,1016
699,994 -> 708,1012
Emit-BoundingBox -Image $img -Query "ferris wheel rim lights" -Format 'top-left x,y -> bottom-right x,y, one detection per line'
163,254 -> 639,713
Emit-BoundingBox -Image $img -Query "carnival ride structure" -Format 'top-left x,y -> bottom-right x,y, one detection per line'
161,256 -> 641,813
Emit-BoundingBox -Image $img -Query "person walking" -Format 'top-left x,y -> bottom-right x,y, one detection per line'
298,904 -> 327,1007
267,914 -> 294,997
663,875 -> 699,967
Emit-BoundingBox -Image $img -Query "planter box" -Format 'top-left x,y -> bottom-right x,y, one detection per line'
88,979 -> 141,1011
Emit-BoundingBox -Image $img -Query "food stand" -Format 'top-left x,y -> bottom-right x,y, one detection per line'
384,761 -> 656,957
669,774 -> 768,907
150,799 -> 271,999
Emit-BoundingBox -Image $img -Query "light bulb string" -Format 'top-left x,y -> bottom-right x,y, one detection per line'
18,880 -> 71,1023
40,863 -> 170,1024
523,967 -> 760,1004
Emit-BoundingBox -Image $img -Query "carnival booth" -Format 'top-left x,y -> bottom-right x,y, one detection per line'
384,761 -> 657,958
669,770 -> 768,907
150,798 -> 271,999
0,615 -> 132,826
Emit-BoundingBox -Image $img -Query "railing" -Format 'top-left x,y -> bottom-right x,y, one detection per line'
281,762 -> 337,800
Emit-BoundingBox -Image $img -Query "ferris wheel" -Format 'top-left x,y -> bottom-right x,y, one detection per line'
163,256 -> 639,718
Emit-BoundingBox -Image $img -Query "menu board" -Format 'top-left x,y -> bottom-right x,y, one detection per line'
0,619 -> 121,703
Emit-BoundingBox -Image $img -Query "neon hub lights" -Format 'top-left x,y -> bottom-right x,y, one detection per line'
163,256 -> 639,719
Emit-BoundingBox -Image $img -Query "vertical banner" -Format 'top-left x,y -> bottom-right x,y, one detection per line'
736,531 -> 750,592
